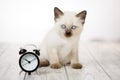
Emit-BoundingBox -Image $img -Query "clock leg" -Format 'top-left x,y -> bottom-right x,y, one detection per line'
23,72 -> 27,80
28,72 -> 31,75
19,70 -> 23,75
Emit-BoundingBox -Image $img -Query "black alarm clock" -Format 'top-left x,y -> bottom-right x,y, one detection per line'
19,44 -> 40,75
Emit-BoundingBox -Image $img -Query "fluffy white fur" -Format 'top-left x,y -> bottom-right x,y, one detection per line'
39,7 -> 87,69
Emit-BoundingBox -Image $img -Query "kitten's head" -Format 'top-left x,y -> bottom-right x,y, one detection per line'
54,7 -> 87,38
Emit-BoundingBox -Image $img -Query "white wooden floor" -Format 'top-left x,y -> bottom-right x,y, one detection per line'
0,42 -> 120,80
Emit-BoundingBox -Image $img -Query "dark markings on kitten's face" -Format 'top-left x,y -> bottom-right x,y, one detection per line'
65,29 -> 72,37
54,7 -> 64,21
76,10 -> 87,24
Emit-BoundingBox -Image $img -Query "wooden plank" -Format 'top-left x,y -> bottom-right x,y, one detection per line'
86,42 -> 120,80
0,44 -> 20,80
45,66 -> 68,80
0,42 -> 10,56
110,43 -> 120,56
65,42 -> 111,80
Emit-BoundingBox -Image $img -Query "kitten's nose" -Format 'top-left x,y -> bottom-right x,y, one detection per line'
65,29 -> 72,37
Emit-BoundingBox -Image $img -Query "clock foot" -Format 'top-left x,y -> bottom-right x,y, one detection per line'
28,72 -> 31,75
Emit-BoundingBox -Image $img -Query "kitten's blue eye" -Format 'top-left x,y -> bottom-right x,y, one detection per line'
71,25 -> 77,29
61,24 -> 66,29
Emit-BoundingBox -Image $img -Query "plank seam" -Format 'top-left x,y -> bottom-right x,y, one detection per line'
86,45 -> 113,80
64,66 -> 69,80
110,44 -> 120,57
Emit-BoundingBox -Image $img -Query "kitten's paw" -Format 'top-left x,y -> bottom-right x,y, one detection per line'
40,59 -> 49,67
71,63 -> 82,69
50,63 -> 62,69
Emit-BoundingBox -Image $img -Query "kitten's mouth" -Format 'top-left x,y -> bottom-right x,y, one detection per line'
65,30 -> 72,37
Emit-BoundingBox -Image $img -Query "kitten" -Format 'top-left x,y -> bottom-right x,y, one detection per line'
39,7 -> 87,69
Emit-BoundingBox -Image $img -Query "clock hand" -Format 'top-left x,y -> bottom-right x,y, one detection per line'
23,62 -> 29,66
30,58 -> 36,62
24,58 -> 31,63
23,58 -> 36,66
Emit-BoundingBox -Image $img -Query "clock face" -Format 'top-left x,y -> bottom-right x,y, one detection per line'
19,52 -> 39,72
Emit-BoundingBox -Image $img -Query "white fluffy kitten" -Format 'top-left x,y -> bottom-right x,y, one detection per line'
39,7 -> 87,69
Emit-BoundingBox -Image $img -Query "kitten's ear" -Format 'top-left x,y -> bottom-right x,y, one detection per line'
76,10 -> 87,24
54,7 -> 64,21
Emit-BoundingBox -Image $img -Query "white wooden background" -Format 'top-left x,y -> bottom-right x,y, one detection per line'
0,42 -> 120,80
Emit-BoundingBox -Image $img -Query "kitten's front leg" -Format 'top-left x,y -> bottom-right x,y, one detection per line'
71,45 -> 82,69
48,48 -> 62,69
